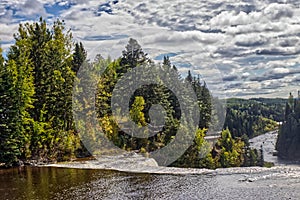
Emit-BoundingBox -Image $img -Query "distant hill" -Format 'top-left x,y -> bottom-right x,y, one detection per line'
249,97 -> 287,105
223,98 -> 286,139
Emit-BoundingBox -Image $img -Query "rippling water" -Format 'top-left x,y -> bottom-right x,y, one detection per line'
1,165 -> 300,200
1,131 -> 300,200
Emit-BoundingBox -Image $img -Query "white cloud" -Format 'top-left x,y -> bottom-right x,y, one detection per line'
15,0 -> 48,18
263,3 -> 294,20
1,0 -> 300,97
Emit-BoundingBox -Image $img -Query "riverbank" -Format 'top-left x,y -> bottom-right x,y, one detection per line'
43,130 -> 300,175
44,153 -> 300,176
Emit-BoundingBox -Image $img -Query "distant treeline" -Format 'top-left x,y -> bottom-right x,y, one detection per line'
224,98 -> 285,139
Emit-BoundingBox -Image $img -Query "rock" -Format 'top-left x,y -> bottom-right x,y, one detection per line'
16,160 -> 24,167
248,178 -> 255,182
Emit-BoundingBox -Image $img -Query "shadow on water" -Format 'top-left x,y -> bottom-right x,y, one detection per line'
1,166 -> 179,200
0,166 -> 218,200
0,166 -> 126,200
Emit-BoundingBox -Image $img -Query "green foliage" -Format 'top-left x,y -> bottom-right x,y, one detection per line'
120,38 -> 150,70
224,98 -> 283,138
0,40 -> 35,166
186,71 -> 212,129
72,42 -> 87,74
263,162 -> 274,168
96,59 -> 119,118
0,18 -> 81,166
170,128 -> 214,168
92,39 -> 262,169
0,46 -> 3,65
0,24 -> 266,169
95,39 -> 174,152
171,128 -> 260,169
212,129 -> 245,168
130,96 -> 147,127
276,94 -> 300,160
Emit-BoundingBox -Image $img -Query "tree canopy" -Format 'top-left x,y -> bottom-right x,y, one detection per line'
0,19 -> 266,168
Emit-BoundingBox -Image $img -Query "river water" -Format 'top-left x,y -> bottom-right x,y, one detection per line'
1,131 -> 300,200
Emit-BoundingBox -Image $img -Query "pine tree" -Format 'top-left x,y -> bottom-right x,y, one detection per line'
96,59 -> 119,118
47,19 -> 75,132
9,18 -> 51,123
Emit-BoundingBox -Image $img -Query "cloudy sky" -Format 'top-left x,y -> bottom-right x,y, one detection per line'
1,0 -> 300,98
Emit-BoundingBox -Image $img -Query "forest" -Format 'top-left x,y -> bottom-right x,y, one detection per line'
0,18 -> 282,168
224,98 -> 285,139
276,93 -> 300,160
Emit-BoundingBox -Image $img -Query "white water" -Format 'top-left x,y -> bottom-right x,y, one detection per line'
48,153 -> 214,175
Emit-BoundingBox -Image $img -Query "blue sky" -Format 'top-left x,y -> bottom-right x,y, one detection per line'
0,0 -> 300,98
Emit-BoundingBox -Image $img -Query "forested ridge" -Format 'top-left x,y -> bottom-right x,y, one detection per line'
0,18 -> 279,168
276,92 -> 300,160
224,98 -> 285,139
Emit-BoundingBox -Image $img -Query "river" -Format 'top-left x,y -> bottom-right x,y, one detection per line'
1,131 -> 300,200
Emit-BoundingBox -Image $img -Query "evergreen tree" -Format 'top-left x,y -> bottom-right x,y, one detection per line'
120,38 -> 149,71
4,18 -> 80,162
0,42 -> 35,165
72,42 -> 87,74
288,92 -> 294,110
277,92 -> 300,160
185,71 -> 212,129
185,70 -> 193,83
96,59 -> 119,118
163,56 -> 171,67
0,59 -> 21,165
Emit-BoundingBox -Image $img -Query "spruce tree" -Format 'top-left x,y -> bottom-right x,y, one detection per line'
72,42 -> 87,74
0,59 -> 21,165
120,38 -> 149,71
0,42 -> 35,165
163,56 -> 171,67
6,18 -> 79,161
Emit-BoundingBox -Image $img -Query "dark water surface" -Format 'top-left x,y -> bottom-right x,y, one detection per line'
1,165 -> 300,200
1,131 -> 300,200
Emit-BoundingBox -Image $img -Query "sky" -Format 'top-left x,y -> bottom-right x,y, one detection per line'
0,0 -> 300,99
